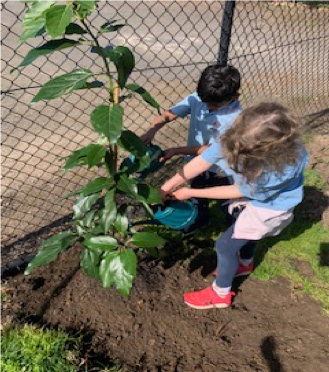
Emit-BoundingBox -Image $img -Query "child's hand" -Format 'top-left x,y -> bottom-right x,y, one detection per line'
160,148 -> 178,163
172,187 -> 193,200
160,187 -> 172,201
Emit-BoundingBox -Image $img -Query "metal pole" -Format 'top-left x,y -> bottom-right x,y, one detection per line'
218,1 -> 236,67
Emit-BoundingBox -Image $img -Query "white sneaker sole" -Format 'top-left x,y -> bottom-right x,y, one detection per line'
184,302 -> 230,310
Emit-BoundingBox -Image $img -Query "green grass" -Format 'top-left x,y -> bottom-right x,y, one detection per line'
303,168 -> 328,190
0,324 -> 121,372
1,324 -> 81,372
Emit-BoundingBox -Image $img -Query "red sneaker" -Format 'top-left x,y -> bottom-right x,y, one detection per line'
184,286 -> 235,310
213,261 -> 254,277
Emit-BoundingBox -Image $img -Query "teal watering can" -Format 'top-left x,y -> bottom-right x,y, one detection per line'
152,200 -> 198,230
132,199 -> 198,231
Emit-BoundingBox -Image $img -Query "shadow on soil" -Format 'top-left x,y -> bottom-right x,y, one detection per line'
261,336 -> 284,372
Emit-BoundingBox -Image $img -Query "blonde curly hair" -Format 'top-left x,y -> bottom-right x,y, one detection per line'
220,102 -> 301,184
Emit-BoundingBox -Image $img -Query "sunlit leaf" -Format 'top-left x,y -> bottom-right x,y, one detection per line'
46,4 -> 73,39
81,177 -> 113,196
99,249 -> 137,296
137,183 -> 163,204
21,1 -> 55,42
113,205 -> 129,234
73,193 -> 100,220
74,0 -> 96,11
90,104 -> 123,144
24,231 -> 77,274
80,248 -> 101,280
32,69 -> 93,103
130,232 -> 166,248
64,143 -> 103,170
101,188 -> 117,233
86,144 -> 106,168
83,236 -> 118,251
117,174 -> 138,197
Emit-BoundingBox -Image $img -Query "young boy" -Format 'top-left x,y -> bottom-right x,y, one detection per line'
141,65 -> 242,233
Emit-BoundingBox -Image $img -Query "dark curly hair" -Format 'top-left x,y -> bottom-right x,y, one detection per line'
221,102 -> 301,184
197,65 -> 241,103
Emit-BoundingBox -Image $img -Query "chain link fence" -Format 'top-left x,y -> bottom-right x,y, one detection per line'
1,1 -> 329,264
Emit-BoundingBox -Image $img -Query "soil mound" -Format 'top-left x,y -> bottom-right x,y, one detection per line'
3,246 -> 329,372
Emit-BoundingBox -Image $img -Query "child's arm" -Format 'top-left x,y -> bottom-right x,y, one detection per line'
140,110 -> 177,144
172,185 -> 243,200
161,155 -> 212,194
160,145 -> 210,162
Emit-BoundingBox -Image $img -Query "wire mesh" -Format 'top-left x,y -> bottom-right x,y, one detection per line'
1,1 -> 329,263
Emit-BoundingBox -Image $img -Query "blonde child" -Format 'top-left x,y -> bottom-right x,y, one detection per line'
161,102 -> 308,309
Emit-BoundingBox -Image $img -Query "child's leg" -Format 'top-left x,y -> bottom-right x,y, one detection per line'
184,224 -> 256,309
215,224 -> 255,289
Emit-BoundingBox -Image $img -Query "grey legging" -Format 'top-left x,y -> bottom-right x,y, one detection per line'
215,224 -> 256,288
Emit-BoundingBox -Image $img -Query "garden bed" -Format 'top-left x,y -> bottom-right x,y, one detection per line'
2,245 -> 329,372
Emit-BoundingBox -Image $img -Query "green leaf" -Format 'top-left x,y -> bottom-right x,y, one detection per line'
131,232 -> 166,248
126,83 -> 160,111
12,39 -> 81,72
24,231 -> 78,275
81,177 -> 113,196
64,143 -> 105,170
65,22 -> 87,35
100,21 -> 125,33
118,130 -> 150,172
117,130 -> 148,158
20,1 -> 55,42
86,144 -> 106,168
81,209 -> 97,228
80,248 -> 101,280
73,193 -> 100,220
137,183 -> 163,204
32,68 -> 93,103
114,205 -> 129,234
117,174 -> 138,197
80,81 -> 104,89
104,150 -> 116,175
101,189 -> 117,233
84,236 -> 118,251
46,4 -> 73,39
107,46 -> 135,89
90,104 -> 123,144
74,1 -> 96,11
99,249 -> 137,296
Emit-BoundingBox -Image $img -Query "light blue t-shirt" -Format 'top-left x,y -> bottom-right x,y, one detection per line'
201,142 -> 308,211
170,92 -> 242,172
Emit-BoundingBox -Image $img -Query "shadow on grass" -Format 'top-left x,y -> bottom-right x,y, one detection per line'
319,243 -> 329,267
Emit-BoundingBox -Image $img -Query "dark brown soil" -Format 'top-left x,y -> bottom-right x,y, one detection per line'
2,245 -> 329,372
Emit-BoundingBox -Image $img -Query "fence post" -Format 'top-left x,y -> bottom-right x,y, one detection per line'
217,0 -> 236,67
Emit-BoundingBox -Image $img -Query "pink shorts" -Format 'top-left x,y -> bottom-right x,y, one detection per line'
227,198 -> 294,240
